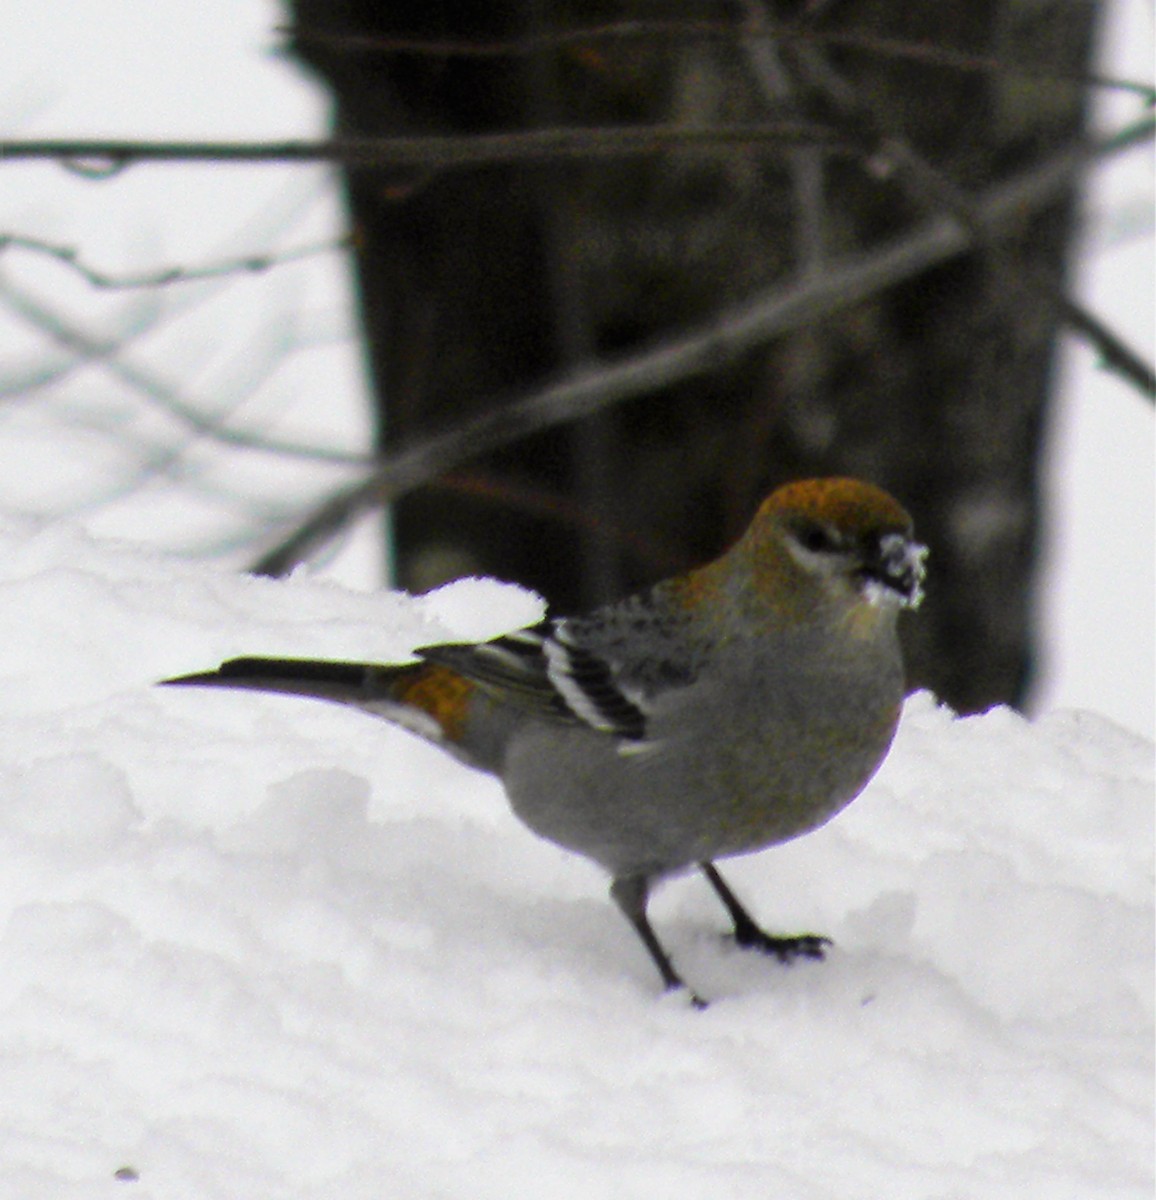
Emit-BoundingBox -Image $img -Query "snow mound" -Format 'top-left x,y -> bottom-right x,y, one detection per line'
0,522 -> 1149,1199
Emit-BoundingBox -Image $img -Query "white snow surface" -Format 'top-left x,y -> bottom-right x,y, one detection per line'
0,522 -> 1150,1200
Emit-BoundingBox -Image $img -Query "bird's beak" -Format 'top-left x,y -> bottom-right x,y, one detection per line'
864,533 -> 928,609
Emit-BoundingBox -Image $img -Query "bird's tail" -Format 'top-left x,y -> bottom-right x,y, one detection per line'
162,656 -> 491,765
162,656 -> 412,705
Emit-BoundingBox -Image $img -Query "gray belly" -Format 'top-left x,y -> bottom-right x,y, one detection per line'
501,684 -> 900,878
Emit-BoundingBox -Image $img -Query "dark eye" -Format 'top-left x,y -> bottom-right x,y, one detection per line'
794,520 -> 840,554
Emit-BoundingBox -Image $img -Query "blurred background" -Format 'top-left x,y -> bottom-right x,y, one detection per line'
0,0 -> 1151,734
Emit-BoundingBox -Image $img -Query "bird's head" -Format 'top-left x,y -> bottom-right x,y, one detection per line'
732,478 -> 928,625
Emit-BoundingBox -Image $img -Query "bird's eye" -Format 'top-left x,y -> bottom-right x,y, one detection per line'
793,520 -> 839,554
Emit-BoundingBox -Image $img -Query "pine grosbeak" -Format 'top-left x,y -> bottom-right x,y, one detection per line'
165,477 -> 926,1005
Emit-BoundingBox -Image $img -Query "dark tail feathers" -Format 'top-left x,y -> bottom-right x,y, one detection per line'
162,656 -> 413,706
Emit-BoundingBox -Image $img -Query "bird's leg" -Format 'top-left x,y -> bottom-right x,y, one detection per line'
610,875 -> 708,1008
699,862 -> 831,963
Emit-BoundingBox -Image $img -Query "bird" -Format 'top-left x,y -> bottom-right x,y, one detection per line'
163,477 -> 926,1006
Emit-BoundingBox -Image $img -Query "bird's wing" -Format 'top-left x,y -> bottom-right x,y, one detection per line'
417,619 -> 650,741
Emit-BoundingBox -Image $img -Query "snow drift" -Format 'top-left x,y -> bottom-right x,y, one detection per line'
0,520 -> 1149,1199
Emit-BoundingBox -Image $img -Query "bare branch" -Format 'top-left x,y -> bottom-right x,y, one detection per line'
0,233 -> 352,290
780,39 -> 1155,400
284,20 -> 1154,102
1059,297 -> 1156,398
0,274 -> 372,467
251,122 -> 1152,577
0,123 -> 858,174
736,0 -> 828,278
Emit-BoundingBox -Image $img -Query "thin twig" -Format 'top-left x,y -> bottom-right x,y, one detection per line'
0,232 -> 352,290
1059,297 -> 1156,397
0,274 -> 372,467
783,39 -> 1155,399
285,20 -> 1154,101
735,0 -> 828,278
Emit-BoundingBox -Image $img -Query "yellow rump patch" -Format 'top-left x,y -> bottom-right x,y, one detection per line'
392,664 -> 477,743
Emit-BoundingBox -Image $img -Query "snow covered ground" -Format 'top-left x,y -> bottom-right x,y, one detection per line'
0,2 -> 1151,1195
0,522 -> 1149,1199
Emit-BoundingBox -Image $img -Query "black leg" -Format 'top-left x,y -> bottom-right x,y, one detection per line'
610,876 -> 708,1008
699,862 -> 831,963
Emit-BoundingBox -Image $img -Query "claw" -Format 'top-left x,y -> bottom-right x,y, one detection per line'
732,927 -> 832,963
700,861 -> 832,965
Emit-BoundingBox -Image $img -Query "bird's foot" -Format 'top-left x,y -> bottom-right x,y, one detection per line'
731,925 -> 832,964
698,862 -> 831,966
